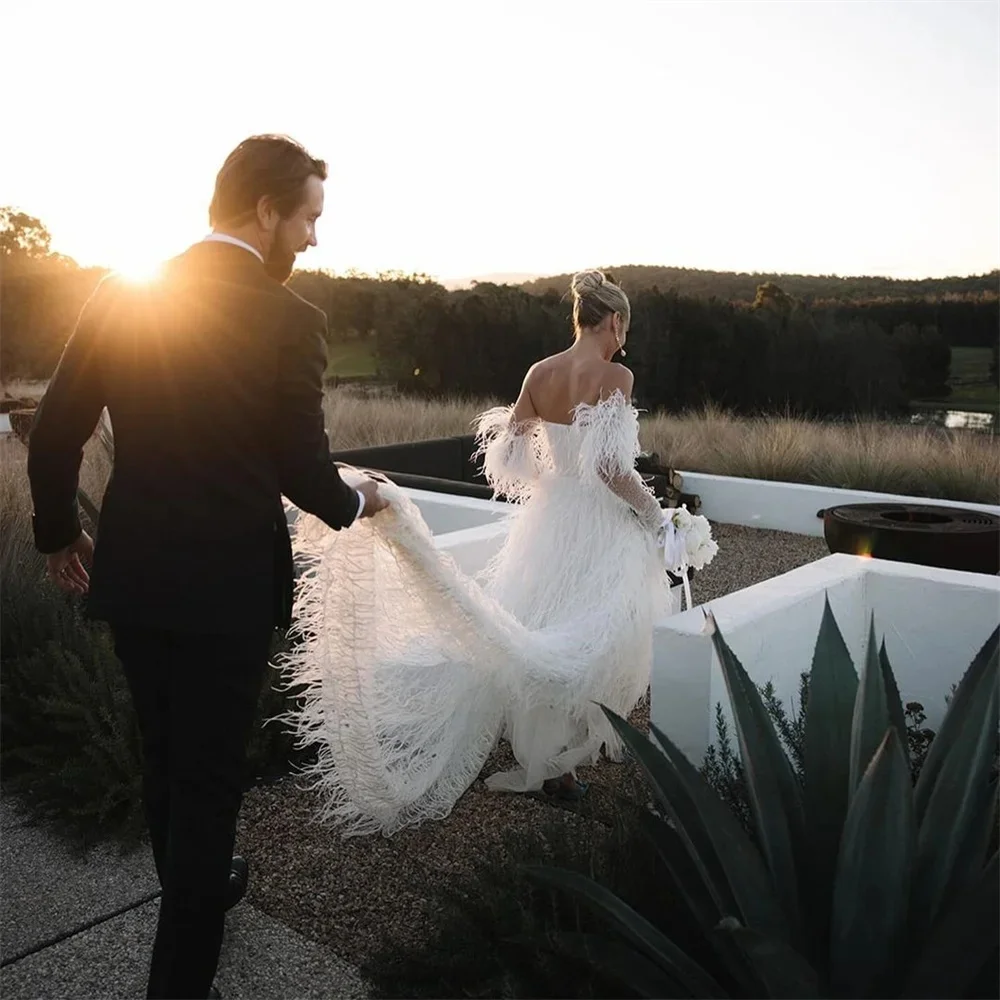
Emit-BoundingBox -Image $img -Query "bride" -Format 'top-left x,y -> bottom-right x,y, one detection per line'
279,271 -> 683,836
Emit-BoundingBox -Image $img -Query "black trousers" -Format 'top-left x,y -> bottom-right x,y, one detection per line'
113,624 -> 272,1000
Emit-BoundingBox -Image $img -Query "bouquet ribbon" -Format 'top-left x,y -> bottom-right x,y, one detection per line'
658,514 -> 694,611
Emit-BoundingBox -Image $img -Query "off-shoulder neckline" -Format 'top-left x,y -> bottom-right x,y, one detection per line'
537,389 -> 631,428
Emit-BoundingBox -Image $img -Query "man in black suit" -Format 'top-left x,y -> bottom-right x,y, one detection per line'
27,134 -> 387,1000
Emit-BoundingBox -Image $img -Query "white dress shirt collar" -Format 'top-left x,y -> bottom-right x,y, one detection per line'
202,232 -> 264,264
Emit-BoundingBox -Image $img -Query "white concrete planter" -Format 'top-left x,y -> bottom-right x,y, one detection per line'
650,553 -> 1000,765
285,488 -> 508,538
676,471 -> 1000,538
402,487 -> 509,536
407,472 -> 1000,542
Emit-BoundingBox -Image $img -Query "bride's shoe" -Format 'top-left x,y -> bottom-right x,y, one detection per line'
540,775 -> 589,801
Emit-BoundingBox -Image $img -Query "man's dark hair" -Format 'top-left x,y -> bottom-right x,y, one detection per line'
209,135 -> 327,226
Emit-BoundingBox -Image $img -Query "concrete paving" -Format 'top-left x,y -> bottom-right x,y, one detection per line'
1,800 -> 159,963
1,798 -> 370,999
1,899 -> 156,999
1,899 -> 369,999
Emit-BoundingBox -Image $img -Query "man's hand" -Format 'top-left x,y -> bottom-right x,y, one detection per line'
356,479 -> 389,520
46,531 -> 94,595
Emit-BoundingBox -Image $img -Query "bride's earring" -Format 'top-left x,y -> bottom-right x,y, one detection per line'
616,325 -> 626,357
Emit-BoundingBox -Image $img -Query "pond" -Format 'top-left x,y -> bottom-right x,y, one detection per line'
909,408 -> 996,432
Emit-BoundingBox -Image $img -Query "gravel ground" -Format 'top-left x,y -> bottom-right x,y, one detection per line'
236,522 -> 828,968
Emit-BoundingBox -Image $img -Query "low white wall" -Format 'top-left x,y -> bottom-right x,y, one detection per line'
651,554 -> 1000,764
285,488 -> 509,538
403,487 -> 509,536
864,562 -> 999,718
434,521 -> 510,576
676,471 -> 1000,537
299,471 -> 998,542
423,473 -> 1000,542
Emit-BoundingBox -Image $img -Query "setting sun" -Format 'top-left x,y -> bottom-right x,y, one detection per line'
5,0 -> 997,282
114,257 -> 165,284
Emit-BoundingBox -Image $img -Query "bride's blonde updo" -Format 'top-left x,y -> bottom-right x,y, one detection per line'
571,270 -> 631,337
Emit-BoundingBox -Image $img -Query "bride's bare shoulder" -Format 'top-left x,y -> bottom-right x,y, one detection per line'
529,349 -> 572,373
599,362 -> 634,401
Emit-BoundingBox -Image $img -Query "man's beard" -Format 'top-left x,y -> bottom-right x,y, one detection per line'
264,232 -> 296,283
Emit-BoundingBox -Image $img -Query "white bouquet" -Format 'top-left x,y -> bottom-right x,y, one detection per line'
657,505 -> 718,609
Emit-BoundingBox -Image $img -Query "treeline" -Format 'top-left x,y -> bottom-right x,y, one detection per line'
813,296 -> 998,349
1,255 -> 107,382
355,277 -> 954,416
2,209 -> 995,417
523,265 -> 1000,312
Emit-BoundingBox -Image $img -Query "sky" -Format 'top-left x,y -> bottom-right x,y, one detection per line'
3,0 -> 998,282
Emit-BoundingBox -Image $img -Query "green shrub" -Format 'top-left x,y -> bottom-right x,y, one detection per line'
1,622 -> 145,848
699,673 -> 989,844
701,674 -> 810,841
1,439 -> 311,845
1,607 -> 307,848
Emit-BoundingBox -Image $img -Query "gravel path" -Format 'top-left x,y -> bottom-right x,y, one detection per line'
235,523 -> 827,968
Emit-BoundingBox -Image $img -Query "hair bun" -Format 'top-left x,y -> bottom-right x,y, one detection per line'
570,270 -> 606,299
568,269 -> 630,335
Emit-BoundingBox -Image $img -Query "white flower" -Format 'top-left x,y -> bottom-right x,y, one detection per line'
687,536 -> 719,570
671,506 -> 694,532
684,515 -> 718,570
658,508 -> 718,573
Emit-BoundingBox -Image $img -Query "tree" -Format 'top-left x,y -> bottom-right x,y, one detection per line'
0,207 -> 52,259
891,323 -> 952,400
1,209 -> 104,382
751,281 -> 796,315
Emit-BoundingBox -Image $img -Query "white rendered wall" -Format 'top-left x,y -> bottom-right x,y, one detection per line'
297,474 -> 999,541
677,471 -> 1000,537
286,488 -> 509,537
403,487 -> 509,536
651,554 -> 1000,764
434,521 -> 510,576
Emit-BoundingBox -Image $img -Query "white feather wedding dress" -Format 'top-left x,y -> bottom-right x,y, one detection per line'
278,391 -> 677,836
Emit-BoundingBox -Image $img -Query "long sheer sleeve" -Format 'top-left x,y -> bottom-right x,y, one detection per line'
601,467 -> 664,532
472,406 -> 542,503
575,392 -> 663,533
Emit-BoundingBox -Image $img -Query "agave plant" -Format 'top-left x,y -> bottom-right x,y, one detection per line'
527,599 -> 999,998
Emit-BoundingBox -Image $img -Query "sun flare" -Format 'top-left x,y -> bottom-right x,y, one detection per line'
114,257 -> 164,285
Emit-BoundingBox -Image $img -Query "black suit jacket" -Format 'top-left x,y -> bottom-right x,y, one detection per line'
27,241 -> 360,634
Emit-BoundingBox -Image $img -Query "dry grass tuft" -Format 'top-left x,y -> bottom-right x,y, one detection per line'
322,391 -> 489,450
321,393 -> 1000,504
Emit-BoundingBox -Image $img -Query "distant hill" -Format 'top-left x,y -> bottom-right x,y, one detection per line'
439,271 -> 542,291
519,265 -> 999,303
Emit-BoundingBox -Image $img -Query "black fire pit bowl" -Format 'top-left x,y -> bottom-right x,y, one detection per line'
823,502 -> 999,576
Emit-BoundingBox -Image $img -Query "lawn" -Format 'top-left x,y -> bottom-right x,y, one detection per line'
950,345 -> 994,384
912,346 -> 999,411
323,340 -> 378,379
